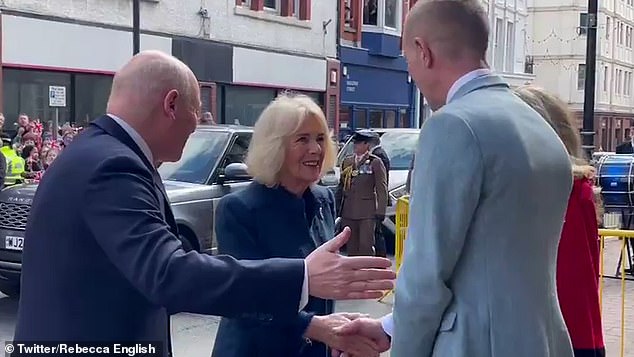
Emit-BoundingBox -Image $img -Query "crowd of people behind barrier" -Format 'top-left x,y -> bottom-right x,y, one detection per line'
0,113 -> 81,187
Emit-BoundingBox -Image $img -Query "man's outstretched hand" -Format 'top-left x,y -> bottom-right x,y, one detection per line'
305,227 -> 395,300
332,318 -> 391,357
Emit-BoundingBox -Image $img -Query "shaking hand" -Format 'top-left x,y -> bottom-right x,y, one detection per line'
332,318 -> 391,357
304,313 -> 379,357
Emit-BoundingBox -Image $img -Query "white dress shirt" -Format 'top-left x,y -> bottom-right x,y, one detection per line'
106,114 -> 310,311
380,67 -> 492,337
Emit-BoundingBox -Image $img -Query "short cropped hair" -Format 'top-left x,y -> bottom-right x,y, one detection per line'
408,0 -> 489,60
246,93 -> 337,187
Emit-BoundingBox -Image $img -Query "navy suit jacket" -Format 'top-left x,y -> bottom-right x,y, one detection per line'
211,182 -> 336,357
13,115 -> 305,356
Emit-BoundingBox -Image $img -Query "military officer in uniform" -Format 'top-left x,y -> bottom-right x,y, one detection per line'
360,130 -> 391,257
336,130 -> 388,256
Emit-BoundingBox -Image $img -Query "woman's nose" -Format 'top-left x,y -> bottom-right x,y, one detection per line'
308,140 -> 322,153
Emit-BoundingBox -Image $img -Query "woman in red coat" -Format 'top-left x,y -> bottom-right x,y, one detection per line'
515,86 -> 605,357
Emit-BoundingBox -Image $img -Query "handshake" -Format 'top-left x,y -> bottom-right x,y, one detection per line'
304,314 -> 389,357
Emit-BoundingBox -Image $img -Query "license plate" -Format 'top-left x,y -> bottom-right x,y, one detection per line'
4,236 -> 24,251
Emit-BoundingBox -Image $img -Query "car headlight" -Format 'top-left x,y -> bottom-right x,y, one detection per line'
389,185 -> 407,201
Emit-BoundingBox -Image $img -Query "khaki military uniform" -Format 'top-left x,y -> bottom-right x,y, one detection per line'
336,152 -> 388,256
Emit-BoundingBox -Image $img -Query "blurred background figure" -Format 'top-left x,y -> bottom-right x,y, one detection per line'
615,130 -> 634,154
212,94 -> 381,357
200,111 -> 216,125
515,85 -> 606,357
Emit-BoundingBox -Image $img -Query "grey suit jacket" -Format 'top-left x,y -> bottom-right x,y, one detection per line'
391,73 -> 574,357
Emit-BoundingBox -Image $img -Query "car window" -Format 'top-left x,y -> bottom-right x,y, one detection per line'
336,131 -> 419,170
220,133 -> 252,169
337,137 -> 355,166
158,130 -> 231,184
379,131 -> 419,170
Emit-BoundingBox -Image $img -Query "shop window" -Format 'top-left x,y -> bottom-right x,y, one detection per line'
74,74 -> 113,128
369,110 -> 383,127
222,85 -> 276,126
3,69 -> 71,133
356,109 -> 367,128
3,69 -> 114,133
398,109 -> 409,127
284,90 -> 323,107
201,86 -> 212,114
264,0 -> 278,11
385,110 -> 396,128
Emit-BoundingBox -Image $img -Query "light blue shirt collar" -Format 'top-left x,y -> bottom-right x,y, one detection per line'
446,68 -> 492,103
107,114 -> 154,165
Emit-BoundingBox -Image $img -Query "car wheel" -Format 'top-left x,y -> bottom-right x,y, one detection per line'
0,281 -> 20,298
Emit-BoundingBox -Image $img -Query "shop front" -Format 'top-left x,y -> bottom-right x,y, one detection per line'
338,46 -> 416,136
174,39 -> 337,128
0,12 -> 172,134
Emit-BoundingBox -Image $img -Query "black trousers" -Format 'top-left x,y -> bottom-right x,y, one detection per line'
374,219 -> 387,257
574,348 -> 605,357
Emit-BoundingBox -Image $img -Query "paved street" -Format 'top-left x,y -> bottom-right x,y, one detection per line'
0,241 -> 632,357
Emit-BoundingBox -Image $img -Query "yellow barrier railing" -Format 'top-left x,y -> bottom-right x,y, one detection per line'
385,196 -> 632,357
378,196 -> 409,302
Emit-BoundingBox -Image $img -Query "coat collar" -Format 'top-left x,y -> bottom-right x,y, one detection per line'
448,72 -> 510,105
90,115 -> 155,174
90,115 -> 168,203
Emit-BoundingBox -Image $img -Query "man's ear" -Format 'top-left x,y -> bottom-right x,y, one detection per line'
163,89 -> 179,121
415,37 -> 433,69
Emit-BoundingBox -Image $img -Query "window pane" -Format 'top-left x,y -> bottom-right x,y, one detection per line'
379,131 -> 419,170
356,109 -> 367,128
3,69 -> 71,135
385,0 -> 398,28
398,109 -> 408,127
363,0 -> 378,25
264,0 -> 276,9
578,64 -> 586,90
158,131 -> 230,184
220,133 -> 252,170
385,110 -> 396,128
74,73 -> 113,128
201,86 -> 212,113
369,110 -> 383,127
223,85 -> 276,126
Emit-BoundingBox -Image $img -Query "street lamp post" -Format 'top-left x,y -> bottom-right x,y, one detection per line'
133,0 -> 140,55
582,0 -> 598,158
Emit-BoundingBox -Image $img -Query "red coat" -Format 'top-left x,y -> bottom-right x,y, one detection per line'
557,177 -> 605,350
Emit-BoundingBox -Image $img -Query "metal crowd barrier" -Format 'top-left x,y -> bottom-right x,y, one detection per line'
382,196 -> 631,357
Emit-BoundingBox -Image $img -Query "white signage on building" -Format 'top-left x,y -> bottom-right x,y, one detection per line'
49,86 -> 66,107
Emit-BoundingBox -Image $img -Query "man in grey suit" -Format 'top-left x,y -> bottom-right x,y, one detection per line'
334,1 -> 575,356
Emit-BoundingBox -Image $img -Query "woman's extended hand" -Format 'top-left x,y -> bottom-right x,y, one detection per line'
304,313 -> 379,357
